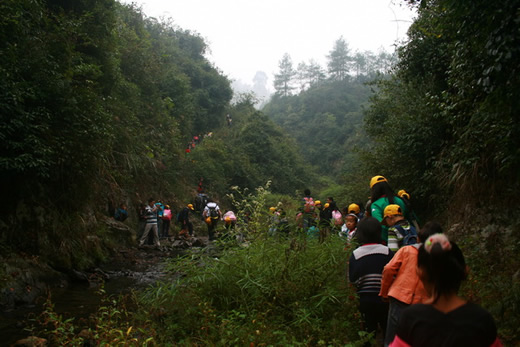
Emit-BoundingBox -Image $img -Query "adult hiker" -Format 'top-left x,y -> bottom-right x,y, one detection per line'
155,200 -> 165,239
369,175 -> 409,245
203,198 -> 221,241
226,113 -> 232,127
380,221 -> 442,346
389,234 -> 502,347
349,217 -> 393,341
195,192 -> 209,216
138,198 -> 160,247
178,203 -> 195,237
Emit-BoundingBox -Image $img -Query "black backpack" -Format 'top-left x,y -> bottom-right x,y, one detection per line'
208,205 -> 219,219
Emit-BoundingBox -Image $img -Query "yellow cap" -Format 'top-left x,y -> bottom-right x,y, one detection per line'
383,204 -> 403,218
370,175 -> 387,188
324,203 -> 330,209
187,204 -> 194,210
269,206 -> 276,213
315,200 -> 321,205
348,203 -> 360,214
397,190 -> 410,200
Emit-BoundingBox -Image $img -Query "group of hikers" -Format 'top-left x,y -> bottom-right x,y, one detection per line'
343,176 -> 501,347
115,174 -> 501,346
185,132 -> 213,155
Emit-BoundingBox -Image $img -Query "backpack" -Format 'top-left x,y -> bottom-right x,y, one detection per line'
303,197 -> 315,213
209,205 -> 219,219
395,224 -> 418,246
162,209 -> 172,221
195,194 -> 208,212
332,210 -> 343,226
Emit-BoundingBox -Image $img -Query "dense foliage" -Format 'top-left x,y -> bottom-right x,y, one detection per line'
263,78 -> 373,203
364,0 -> 520,211
186,97 -> 312,198
0,0 -> 313,266
364,0 -> 520,343
138,236 -> 363,346
2,0 -> 520,344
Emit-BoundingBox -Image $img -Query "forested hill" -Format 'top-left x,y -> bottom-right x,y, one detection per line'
263,80 -> 371,177
0,0 -> 311,264
262,43 -> 394,200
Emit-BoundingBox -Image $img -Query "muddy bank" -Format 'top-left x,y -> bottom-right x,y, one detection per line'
1,235 -> 210,346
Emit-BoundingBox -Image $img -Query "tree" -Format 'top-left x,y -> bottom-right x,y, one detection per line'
296,61 -> 309,91
307,59 -> 326,86
273,53 -> 296,96
327,36 -> 351,81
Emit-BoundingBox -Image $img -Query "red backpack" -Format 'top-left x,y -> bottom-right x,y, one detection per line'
162,209 -> 172,221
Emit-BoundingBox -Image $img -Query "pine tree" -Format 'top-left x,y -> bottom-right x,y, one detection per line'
327,36 -> 351,81
273,53 -> 296,96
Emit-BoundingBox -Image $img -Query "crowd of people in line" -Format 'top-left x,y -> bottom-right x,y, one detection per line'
185,132 -> 213,155
344,176 -> 501,347
112,174 -> 501,346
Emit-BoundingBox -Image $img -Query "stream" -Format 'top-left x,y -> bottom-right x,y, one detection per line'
1,243 -> 193,346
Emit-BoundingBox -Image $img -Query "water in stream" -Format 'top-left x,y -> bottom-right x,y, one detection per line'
1,246 -> 184,346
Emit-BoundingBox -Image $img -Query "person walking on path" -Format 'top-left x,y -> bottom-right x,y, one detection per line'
160,204 -> 172,239
178,203 -> 195,236
349,217 -> 394,341
138,198 -> 160,247
380,221 -> 442,346
389,233 -> 502,347
381,204 -> 417,252
203,199 -> 221,241
369,175 -> 409,245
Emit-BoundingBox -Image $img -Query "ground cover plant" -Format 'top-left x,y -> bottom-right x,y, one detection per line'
136,184 -> 368,345
138,235 -> 366,346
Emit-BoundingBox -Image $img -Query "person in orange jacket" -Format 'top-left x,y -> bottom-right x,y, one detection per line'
379,221 -> 443,346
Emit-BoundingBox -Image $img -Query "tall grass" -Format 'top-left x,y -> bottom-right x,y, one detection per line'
138,234 -> 366,345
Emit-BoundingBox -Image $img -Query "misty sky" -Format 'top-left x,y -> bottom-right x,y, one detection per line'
120,0 -> 416,89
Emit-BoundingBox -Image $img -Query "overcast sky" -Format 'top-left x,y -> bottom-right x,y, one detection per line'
120,0 -> 416,88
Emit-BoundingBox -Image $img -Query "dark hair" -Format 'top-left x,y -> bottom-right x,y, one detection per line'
417,240 -> 466,303
418,221 -> 443,243
356,217 -> 382,244
370,181 -> 397,204
148,197 -> 155,203
304,189 -> 311,196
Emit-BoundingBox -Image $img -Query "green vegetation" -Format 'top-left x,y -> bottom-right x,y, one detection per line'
138,236 -> 363,346
1,0 -> 520,345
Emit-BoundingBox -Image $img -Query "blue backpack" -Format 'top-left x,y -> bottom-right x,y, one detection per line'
395,224 -> 418,246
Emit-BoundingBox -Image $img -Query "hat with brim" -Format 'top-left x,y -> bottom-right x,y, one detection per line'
382,204 -> 402,226
370,175 -> 387,189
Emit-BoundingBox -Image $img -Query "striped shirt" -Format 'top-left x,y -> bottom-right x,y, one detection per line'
349,244 -> 393,298
144,205 -> 158,224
